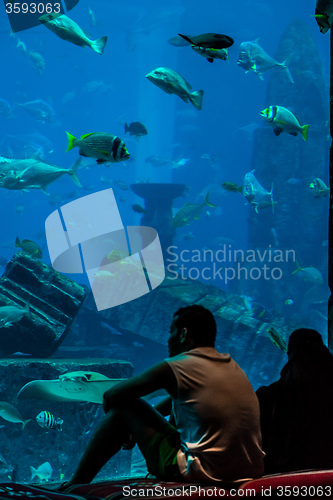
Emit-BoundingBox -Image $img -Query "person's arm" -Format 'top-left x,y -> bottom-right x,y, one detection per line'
103,361 -> 177,414
154,395 -> 173,416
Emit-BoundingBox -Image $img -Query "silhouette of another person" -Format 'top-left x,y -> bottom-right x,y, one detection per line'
257,328 -> 333,474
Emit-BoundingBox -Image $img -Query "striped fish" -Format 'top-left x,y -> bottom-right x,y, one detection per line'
36,411 -> 63,431
66,132 -> 130,164
260,106 -> 309,141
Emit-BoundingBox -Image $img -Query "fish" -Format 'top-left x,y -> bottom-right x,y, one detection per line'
178,33 -> 234,49
260,106 -> 309,141
66,132 -> 130,164
0,402 -> 30,428
292,262 -> 323,285
145,155 -> 171,167
132,204 -> 146,214
16,237 -> 42,258
168,34 -> 193,47
284,299 -> 294,305
146,67 -> 204,111
16,100 -> 55,123
18,371 -> 126,404
221,182 -> 243,193
171,157 -> 190,169
315,0 -> 333,33
191,46 -> 229,63
309,178 -> 330,198
124,122 -> 148,138
267,326 -> 287,352
30,461 -> 53,482
39,13 -> 107,54
36,411 -> 63,431
0,301 -> 31,327
12,33 -> 45,74
237,39 -> 294,83
0,133 -> 54,158
0,157 -> 82,193
173,193 -> 216,228
28,50 -> 45,74
242,170 -> 276,213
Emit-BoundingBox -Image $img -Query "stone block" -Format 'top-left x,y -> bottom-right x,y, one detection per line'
0,253 -> 87,357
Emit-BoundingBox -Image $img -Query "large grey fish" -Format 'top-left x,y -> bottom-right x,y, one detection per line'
315,0 -> 333,33
146,67 -> 204,110
242,170 -> 276,213
39,13 -> 107,54
237,39 -> 294,83
0,157 -> 81,194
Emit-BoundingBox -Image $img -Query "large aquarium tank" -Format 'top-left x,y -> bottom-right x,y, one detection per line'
0,0 -> 330,484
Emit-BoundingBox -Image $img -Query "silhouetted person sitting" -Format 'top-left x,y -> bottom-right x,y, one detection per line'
257,328 -> 333,474
62,305 -> 264,488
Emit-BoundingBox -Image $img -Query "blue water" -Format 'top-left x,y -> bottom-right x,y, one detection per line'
0,0 -> 328,267
0,0 -> 330,482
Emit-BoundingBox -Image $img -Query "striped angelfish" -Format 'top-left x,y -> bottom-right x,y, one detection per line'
66,131 -> 130,164
36,411 -> 63,431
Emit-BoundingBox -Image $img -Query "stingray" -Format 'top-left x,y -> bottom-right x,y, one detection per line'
17,371 -> 126,404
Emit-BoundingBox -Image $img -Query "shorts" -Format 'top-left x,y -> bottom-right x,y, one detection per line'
144,425 -> 182,481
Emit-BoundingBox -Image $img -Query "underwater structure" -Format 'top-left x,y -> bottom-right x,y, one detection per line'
0,253 -> 87,356
243,20 -> 329,330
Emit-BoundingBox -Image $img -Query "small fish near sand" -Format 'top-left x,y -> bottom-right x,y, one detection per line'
36,411 -> 63,431
39,13 -> 107,54
30,461 -> 53,482
146,67 -> 204,110
0,402 -> 30,429
0,301 -> 30,328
